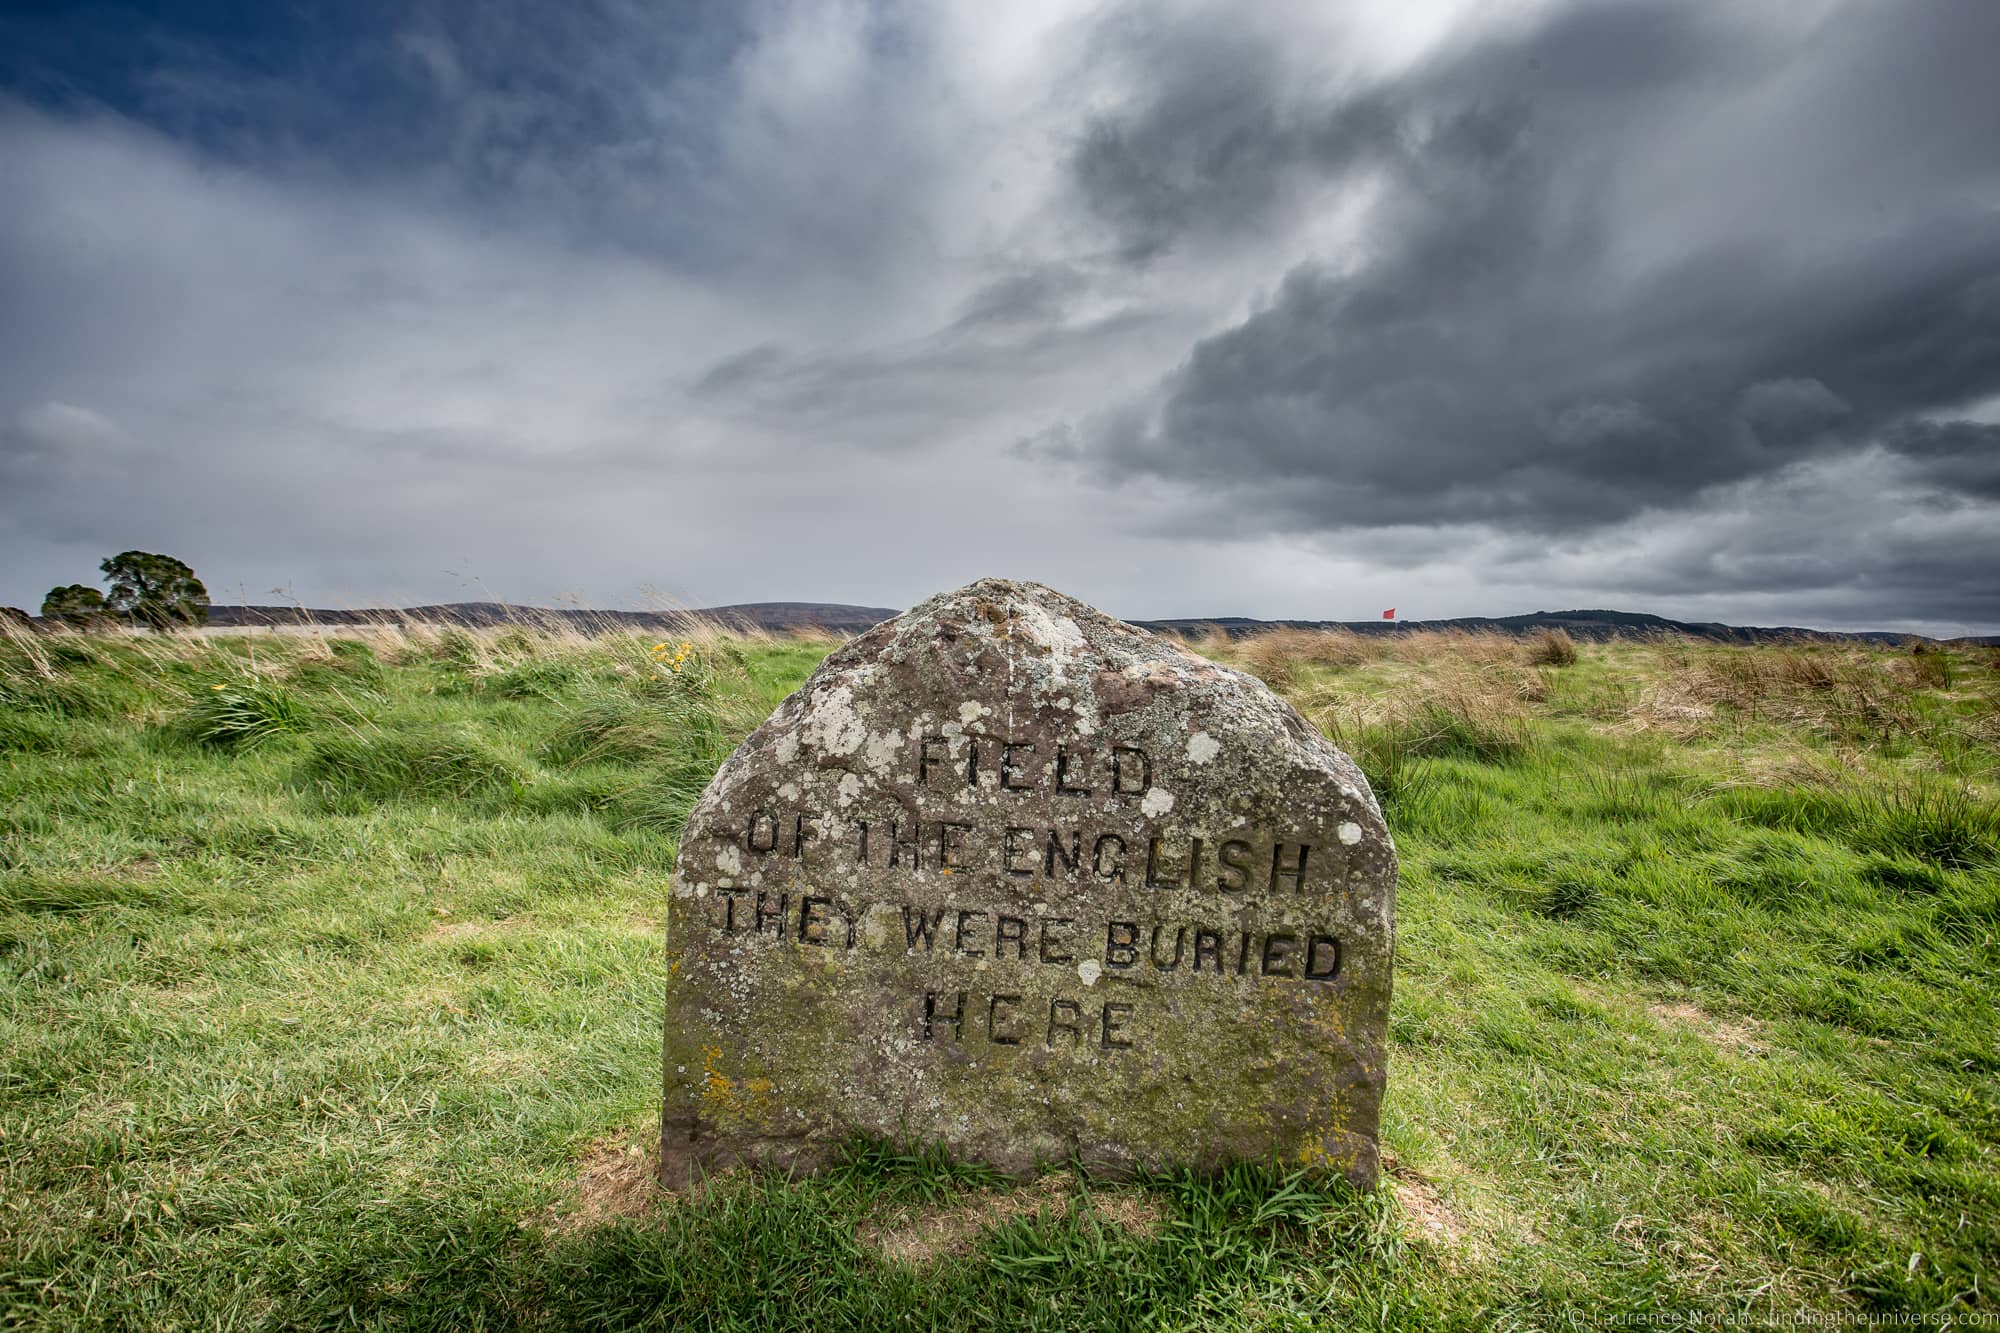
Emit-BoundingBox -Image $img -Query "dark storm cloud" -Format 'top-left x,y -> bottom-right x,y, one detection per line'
1068,0 -> 2000,543
1881,422 -> 2000,502
1066,8 -> 1403,265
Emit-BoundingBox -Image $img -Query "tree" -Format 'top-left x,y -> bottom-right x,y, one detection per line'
99,551 -> 209,629
42,584 -> 108,625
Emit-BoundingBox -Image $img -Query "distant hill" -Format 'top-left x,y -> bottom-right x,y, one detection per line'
1135,608 -> 2000,647
202,602 -> 900,635
163,602 -> 1998,646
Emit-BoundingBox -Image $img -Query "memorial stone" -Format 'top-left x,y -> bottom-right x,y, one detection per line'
660,579 -> 1396,1187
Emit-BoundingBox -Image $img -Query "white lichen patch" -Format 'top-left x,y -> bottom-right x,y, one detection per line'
1076,960 -> 1102,987
802,684 -> 868,757
1141,787 -> 1176,818
715,846 -> 743,876
1338,822 -> 1363,846
959,701 -> 987,724
863,729 -> 902,774
1016,603 -> 1087,656
1185,732 -> 1221,765
837,772 -> 863,806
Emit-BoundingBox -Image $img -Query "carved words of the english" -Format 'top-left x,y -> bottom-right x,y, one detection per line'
703,737 -> 1351,1056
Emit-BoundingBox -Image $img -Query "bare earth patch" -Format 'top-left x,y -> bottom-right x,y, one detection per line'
425,914 -> 528,942
1652,1000 -> 1765,1055
536,1136 -> 663,1235
1383,1151 -> 1540,1263
1392,1171 -> 1469,1249
1383,1152 -> 1479,1266
859,1171 -> 1164,1268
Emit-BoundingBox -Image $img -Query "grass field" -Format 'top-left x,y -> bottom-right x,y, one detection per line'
2,619 -> 1996,1330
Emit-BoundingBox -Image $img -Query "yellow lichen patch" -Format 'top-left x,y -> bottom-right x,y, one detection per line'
698,1046 -> 777,1114
1296,1141 -> 1360,1173
699,1044 -> 734,1104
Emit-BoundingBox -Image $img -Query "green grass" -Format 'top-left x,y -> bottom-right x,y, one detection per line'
1,625 -> 1996,1329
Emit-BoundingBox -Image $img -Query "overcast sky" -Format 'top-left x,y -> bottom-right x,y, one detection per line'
3,0 -> 1997,633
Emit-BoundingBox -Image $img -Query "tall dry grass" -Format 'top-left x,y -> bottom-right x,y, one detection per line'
1234,627 -> 1375,686
1629,643 -> 1922,743
1527,627 -> 1578,667
1223,625 -> 1569,689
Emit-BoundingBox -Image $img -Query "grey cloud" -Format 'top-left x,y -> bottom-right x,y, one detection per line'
1069,17 -> 1399,264
686,303 -> 1165,449
949,264 -> 1087,330
1067,2 -> 1747,266
1882,421 -> 2000,501
1299,448 -> 2000,627
690,343 -> 789,399
1736,379 -> 1850,447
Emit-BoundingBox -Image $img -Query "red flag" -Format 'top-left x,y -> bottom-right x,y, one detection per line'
1382,608 -> 1396,620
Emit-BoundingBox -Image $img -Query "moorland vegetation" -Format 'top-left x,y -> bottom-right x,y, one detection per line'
2,616 -> 1995,1329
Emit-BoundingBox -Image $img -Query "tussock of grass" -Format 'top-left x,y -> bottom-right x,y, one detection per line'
1708,777 -> 1998,868
544,690 -> 705,767
1527,627 -> 1578,667
1641,643 -> 1923,744
285,639 -> 387,693
179,676 -> 313,749
1866,779 -> 1999,868
489,660 -> 592,699
541,673 -> 749,838
0,671 -> 109,718
299,725 -> 527,802
1398,693 -> 1537,764
1315,666 -> 1540,779
1237,627 -> 1374,684
1898,642 -> 1956,690
1338,725 -> 1440,821
0,711 -> 64,754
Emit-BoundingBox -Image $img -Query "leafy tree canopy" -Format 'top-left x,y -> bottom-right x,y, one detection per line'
100,551 -> 210,629
41,584 -> 108,625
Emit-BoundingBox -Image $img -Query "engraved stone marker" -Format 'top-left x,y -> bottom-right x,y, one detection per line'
660,579 -> 1396,1187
